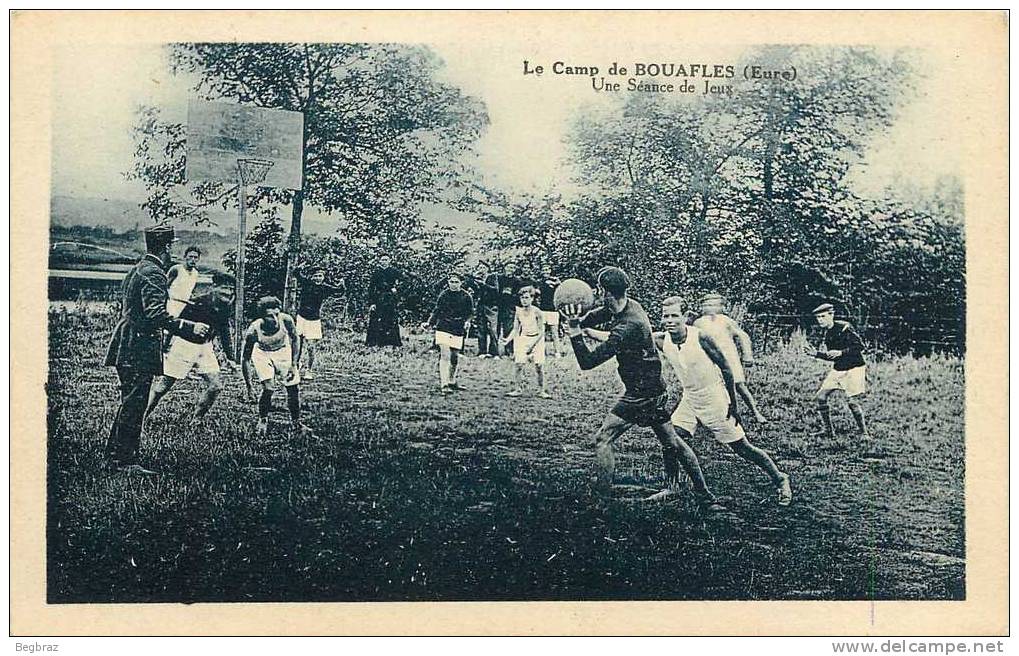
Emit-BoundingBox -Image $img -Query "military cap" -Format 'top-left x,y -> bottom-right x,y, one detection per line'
812,303 -> 835,315
144,224 -> 176,253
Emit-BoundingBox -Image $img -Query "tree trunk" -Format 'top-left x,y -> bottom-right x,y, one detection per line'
284,188 -> 304,314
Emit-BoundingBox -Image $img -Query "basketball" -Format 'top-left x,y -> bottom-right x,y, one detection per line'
553,278 -> 595,312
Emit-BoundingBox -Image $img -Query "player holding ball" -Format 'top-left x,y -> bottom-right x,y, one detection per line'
557,268 -> 725,513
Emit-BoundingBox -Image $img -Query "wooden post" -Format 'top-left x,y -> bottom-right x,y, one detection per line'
234,178 -> 247,362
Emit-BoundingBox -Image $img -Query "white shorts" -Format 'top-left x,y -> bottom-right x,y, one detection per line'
819,365 -> 867,397
163,337 -> 220,379
514,335 -> 546,364
671,384 -> 746,444
435,330 -> 465,350
166,299 -> 187,318
296,316 -> 323,340
542,310 -> 560,327
251,344 -> 299,386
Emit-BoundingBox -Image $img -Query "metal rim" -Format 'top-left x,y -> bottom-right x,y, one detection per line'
237,157 -> 275,185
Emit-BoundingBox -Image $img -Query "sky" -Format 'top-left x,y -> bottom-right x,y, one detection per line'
50,42 -> 960,207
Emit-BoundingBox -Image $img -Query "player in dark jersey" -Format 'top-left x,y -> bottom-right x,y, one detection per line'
146,271 -> 236,425
805,303 -> 870,439
422,270 -> 475,394
536,264 -> 566,358
560,267 -> 725,512
295,267 -> 346,380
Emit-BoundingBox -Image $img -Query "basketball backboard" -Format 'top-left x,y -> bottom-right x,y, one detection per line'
185,100 -> 304,190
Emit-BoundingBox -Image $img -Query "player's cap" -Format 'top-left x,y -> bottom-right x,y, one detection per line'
143,224 -> 176,253
700,293 -> 724,303
812,303 -> 835,315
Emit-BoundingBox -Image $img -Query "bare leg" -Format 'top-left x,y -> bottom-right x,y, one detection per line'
438,344 -> 452,388
736,382 -> 767,423
146,375 -> 178,416
449,348 -> 460,383
256,380 -> 274,435
193,373 -> 223,420
507,362 -> 523,395
651,423 -> 715,500
592,413 -> 631,494
729,437 -> 784,483
306,341 -> 316,373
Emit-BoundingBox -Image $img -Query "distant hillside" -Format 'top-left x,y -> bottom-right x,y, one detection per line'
52,193 -> 489,235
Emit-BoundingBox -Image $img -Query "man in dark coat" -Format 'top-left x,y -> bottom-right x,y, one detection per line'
105,225 -> 209,473
489,262 -> 521,357
366,254 -> 404,347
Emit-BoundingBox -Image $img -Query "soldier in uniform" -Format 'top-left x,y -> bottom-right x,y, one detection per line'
104,225 -> 209,473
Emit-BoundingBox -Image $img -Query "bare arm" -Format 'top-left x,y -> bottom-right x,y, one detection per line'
283,316 -> 299,364
727,317 -> 755,361
700,333 -> 740,422
241,327 -> 258,397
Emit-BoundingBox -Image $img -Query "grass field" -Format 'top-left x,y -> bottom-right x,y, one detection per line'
46,303 -> 965,602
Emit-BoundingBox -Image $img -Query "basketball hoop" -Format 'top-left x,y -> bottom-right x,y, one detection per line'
237,158 -> 275,186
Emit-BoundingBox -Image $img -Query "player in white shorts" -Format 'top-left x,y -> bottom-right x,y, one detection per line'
241,296 -> 310,436
655,296 -> 791,506
166,245 -> 202,317
146,271 -> 237,425
694,293 -> 768,424
421,270 -> 474,395
804,303 -> 869,440
502,286 -> 551,398
295,267 -> 346,379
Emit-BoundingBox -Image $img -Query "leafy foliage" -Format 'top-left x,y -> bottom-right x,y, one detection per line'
473,46 -> 964,352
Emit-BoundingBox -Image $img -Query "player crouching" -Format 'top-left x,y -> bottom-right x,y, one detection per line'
242,296 -> 311,436
146,271 -> 237,426
656,297 -> 791,506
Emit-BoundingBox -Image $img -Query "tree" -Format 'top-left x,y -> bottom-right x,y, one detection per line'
130,42 -> 488,313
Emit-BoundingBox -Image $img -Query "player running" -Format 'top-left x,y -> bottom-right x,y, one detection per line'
805,303 -> 870,440
502,286 -> 551,398
295,267 -> 346,380
560,267 -> 725,512
693,293 -> 768,424
146,271 -> 237,425
166,245 -> 202,317
242,296 -> 310,436
422,270 -> 474,395
656,296 -> 792,506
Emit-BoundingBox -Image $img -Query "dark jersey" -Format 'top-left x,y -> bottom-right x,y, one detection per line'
488,273 -> 522,312
297,277 -> 345,321
178,291 -> 233,357
429,289 -> 475,336
572,299 -> 666,399
823,320 -> 866,371
537,279 -> 559,312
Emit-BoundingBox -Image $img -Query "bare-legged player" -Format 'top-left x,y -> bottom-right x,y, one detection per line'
147,271 -> 237,426
242,296 -> 311,437
657,297 -> 791,506
560,267 -> 725,513
694,293 -> 768,424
